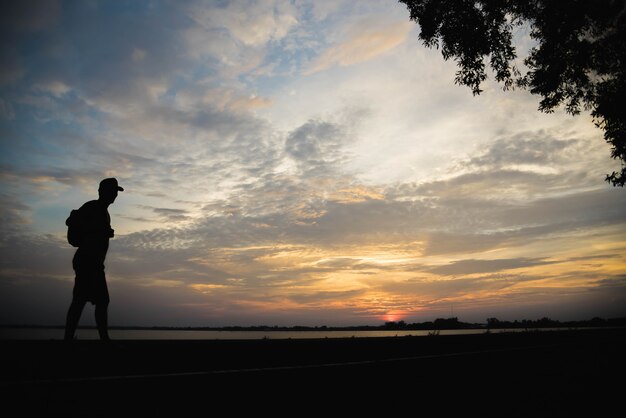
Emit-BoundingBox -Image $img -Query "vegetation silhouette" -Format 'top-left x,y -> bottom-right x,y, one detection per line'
24,315 -> 618,332
399,0 -> 626,186
64,178 -> 124,341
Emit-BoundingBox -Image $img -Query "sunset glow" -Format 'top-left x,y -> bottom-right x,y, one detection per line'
383,313 -> 404,323
1,0 -> 625,327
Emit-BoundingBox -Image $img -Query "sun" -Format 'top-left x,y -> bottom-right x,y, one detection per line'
383,313 -> 402,322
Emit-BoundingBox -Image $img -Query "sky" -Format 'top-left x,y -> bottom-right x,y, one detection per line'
1,0 -> 625,327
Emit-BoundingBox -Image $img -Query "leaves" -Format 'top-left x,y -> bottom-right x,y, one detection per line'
400,0 -> 626,186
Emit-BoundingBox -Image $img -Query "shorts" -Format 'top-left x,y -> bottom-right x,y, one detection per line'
73,267 -> 110,305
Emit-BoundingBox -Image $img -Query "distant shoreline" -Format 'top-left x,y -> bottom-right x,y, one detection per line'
2,316 -> 625,331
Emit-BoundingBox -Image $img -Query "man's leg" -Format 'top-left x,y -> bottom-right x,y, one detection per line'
64,299 -> 86,341
95,301 -> 110,341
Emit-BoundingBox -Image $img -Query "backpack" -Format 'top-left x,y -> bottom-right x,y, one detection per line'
66,209 -> 85,247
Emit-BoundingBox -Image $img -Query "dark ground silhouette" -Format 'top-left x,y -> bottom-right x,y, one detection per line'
2,328 -> 624,416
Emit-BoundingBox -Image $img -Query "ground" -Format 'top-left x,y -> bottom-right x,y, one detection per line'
2,328 -> 624,416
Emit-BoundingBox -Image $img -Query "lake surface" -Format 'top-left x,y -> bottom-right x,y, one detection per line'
0,327 -> 555,340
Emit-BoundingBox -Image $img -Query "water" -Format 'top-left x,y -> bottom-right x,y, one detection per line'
0,327 -> 546,340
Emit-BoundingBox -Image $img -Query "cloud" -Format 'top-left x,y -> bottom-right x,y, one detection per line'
285,119 -> 343,169
0,193 -> 32,237
109,168 -> 626,257
465,134 -> 580,170
429,258 -> 557,276
327,186 -> 385,203
0,233 -> 71,281
131,206 -> 193,223
305,19 -> 413,74
0,0 -> 61,33
175,85 -> 274,114
182,0 -> 299,82
0,165 -> 101,188
187,0 -> 298,47
0,98 -> 15,120
0,0 -> 62,85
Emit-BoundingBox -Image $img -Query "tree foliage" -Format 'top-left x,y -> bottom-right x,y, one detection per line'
399,0 -> 626,186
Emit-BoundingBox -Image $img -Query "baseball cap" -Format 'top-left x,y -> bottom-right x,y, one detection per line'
99,178 -> 124,192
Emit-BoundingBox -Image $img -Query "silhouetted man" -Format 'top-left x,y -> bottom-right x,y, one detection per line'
64,178 -> 124,341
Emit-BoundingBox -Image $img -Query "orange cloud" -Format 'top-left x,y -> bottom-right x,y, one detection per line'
305,20 -> 412,75
328,186 -> 385,203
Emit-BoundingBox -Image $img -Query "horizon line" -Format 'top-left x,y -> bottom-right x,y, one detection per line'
2,316 -> 624,330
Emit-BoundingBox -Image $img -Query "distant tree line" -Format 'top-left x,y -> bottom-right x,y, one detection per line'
382,317 -> 479,330
382,316 -> 626,330
4,316 -> 625,330
484,316 -> 626,329
107,316 -> 626,331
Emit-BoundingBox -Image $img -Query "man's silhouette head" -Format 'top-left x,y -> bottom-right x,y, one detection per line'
98,178 -> 124,205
